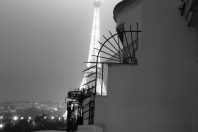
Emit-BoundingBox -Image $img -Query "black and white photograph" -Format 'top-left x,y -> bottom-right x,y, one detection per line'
0,0 -> 198,132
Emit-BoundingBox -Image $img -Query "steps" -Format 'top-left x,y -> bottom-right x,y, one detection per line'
75,125 -> 103,132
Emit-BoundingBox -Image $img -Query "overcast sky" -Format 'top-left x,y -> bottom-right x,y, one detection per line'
0,0 -> 121,103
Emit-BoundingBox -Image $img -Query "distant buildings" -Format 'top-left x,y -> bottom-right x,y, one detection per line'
0,101 -> 66,120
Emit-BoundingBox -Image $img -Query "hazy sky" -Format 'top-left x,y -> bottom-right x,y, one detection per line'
0,0 -> 121,102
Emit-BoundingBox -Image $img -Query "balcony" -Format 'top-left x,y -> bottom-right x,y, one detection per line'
67,90 -> 82,100
67,88 -> 95,101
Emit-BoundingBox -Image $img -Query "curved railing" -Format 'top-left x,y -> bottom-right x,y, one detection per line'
94,23 -> 141,94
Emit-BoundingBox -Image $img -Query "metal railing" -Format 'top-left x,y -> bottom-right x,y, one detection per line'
82,101 -> 95,125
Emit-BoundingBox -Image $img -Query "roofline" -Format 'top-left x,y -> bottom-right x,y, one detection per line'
113,0 -> 138,22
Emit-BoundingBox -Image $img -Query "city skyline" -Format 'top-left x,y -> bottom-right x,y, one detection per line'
0,0 -> 121,102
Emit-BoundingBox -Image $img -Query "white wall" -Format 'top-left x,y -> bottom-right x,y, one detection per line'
141,0 -> 198,131
95,64 -> 144,132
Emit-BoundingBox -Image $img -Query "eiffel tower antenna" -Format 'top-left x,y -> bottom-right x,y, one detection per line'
87,0 -> 101,67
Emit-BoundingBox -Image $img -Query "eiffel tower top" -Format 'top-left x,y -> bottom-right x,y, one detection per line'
93,0 -> 101,7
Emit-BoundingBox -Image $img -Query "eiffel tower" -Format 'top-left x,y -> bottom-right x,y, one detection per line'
80,0 -> 106,95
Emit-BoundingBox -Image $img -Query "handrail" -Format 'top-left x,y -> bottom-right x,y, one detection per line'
82,79 -> 96,86
82,65 -> 96,72
82,101 -> 95,124
82,107 -> 95,115
82,100 -> 95,108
